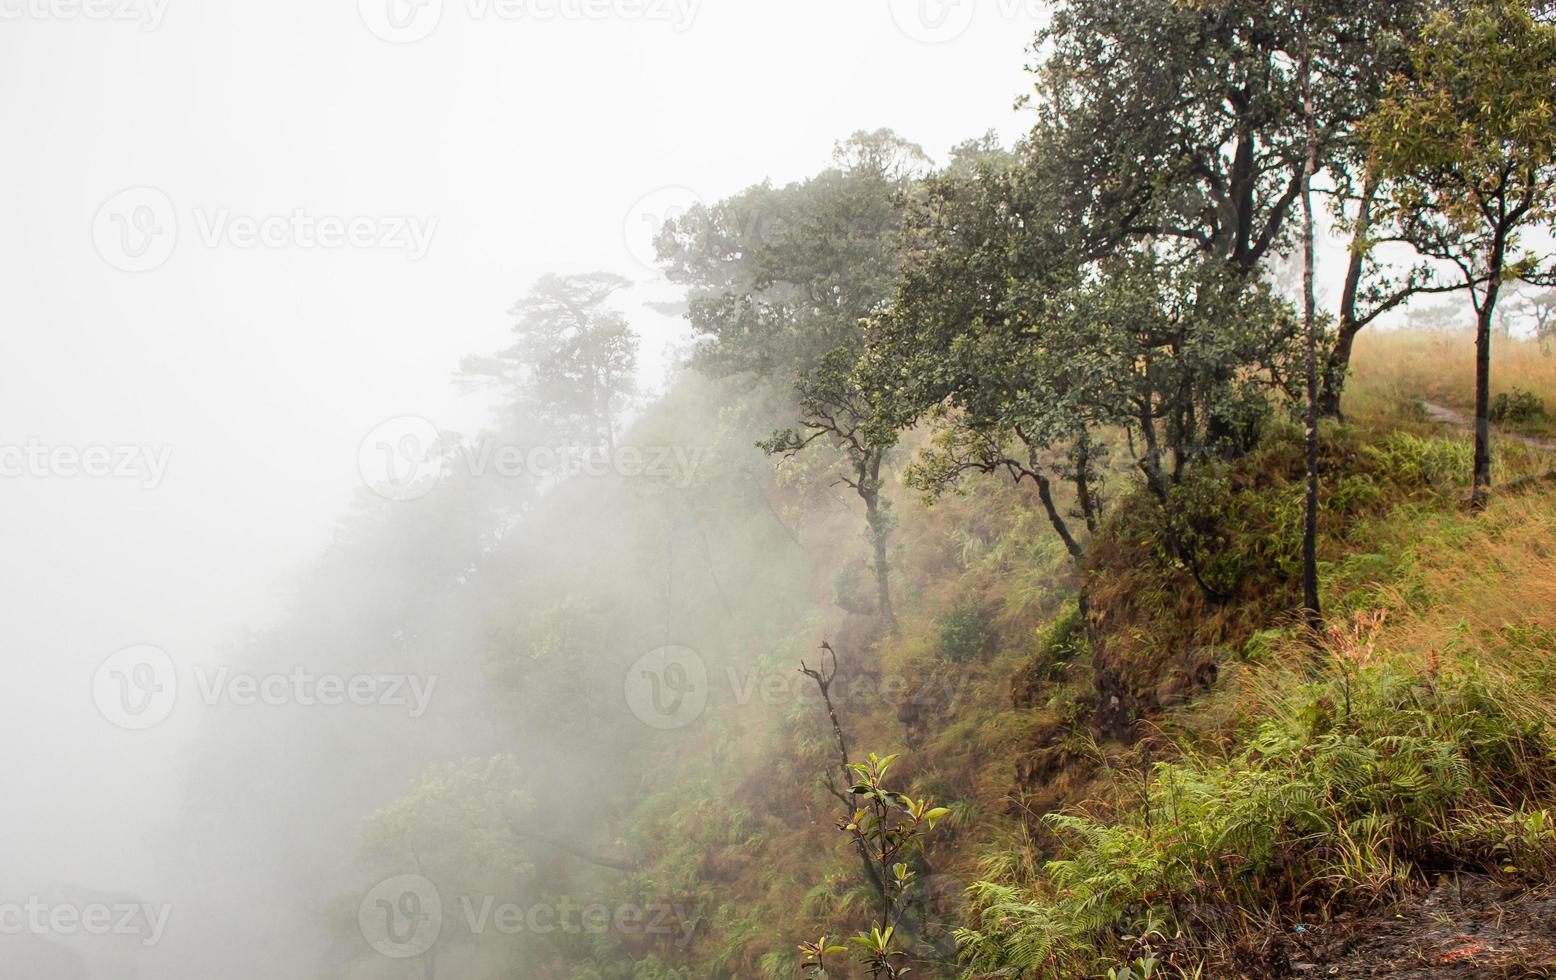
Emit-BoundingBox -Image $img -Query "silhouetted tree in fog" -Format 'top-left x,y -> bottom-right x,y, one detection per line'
460,272 -> 639,453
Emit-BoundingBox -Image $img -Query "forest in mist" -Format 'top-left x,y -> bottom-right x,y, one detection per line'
5,0 -> 1556,978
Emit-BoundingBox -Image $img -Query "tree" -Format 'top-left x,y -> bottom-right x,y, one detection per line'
1031,0 -> 1416,271
1499,283 -> 1556,343
485,594 -> 628,749
1030,0 -> 1437,420
461,272 -> 639,453
1364,0 -> 1556,503
358,756 -> 536,977
1316,164 -> 1474,417
761,349 -> 902,628
871,144 -> 1298,606
1305,0 -> 1468,419
863,148 -> 1103,572
798,751 -> 950,980
658,130 -> 930,631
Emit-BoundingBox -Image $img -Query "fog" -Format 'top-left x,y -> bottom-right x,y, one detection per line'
0,2 -> 1039,976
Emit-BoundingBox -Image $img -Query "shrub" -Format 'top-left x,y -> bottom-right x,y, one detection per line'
1031,601 -> 1089,679
1490,388 -> 1548,426
939,601 -> 996,663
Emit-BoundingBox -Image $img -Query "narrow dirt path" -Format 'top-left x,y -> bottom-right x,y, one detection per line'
1421,401 -> 1556,453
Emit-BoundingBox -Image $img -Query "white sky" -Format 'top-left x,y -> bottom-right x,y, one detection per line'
0,0 -> 1042,894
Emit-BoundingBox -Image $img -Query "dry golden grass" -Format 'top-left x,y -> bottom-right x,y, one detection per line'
1184,481 -> 1556,758
1369,488 -> 1556,722
1350,329 -> 1556,423
1348,330 -> 1556,486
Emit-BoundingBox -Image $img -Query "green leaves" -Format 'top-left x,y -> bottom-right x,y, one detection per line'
1362,0 -> 1556,495
798,933 -> 848,978
660,131 -> 924,382
1366,0 -> 1556,253
809,748 -> 953,978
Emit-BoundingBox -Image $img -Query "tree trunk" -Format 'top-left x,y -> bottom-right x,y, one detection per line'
861,454 -> 897,631
1473,280 -> 1501,505
1319,323 -> 1358,420
1471,219 -> 1510,507
1318,176 -> 1379,420
801,646 -> 887,902
1299,1 -> 1323,634
1033,471 -> 1084,564
1074,433 -> 1099,534
867,502 -> 895,630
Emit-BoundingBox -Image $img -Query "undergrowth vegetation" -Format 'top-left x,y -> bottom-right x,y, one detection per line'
961,643 -> 1556,976
949,379 -> 1556,978
567,341 -> 1556,978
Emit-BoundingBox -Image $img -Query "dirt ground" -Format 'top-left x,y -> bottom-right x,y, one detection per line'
1292,875 -> 1556,979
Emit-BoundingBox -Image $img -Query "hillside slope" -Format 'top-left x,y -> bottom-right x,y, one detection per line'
546,331 -> 1556,980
